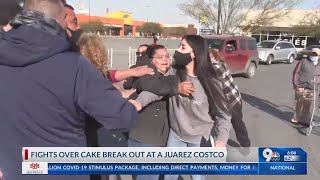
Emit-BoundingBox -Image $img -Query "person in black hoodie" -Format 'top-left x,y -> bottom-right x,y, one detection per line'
127,45 -> 171,180
0,1 -> 138,180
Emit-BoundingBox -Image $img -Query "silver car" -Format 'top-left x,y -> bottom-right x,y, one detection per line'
258,40 -> 297,65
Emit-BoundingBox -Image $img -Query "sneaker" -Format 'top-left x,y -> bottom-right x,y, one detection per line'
299,122 -> 310,127
291,118 -> 299,124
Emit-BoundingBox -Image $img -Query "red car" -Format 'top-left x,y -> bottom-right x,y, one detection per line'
203,35 -> 259,78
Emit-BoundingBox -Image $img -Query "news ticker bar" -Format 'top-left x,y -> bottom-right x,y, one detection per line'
22,147 -> 308,164
22,162 -> 307,175
22,147 -> 228,163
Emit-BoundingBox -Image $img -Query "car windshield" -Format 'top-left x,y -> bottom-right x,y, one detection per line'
305,45 -> 320,50
258,41 -> 276,48
206,39 -> 224,50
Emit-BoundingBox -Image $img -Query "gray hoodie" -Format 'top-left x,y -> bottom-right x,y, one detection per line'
293,57 -> 320,90
136,68 -> 231,144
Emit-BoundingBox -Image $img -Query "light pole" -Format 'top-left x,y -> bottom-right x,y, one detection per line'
217,0 -> 222,34
88,0 -> 91,23
146,5 -> 150,22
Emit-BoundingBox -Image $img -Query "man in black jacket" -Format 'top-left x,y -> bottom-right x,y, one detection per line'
0,1 -> 138,180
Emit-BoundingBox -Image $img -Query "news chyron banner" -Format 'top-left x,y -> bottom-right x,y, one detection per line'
22,147 -> 307,175
258,148 -> 307,175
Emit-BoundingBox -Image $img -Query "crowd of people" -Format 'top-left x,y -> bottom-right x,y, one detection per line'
0,1 -> 250,180
6,0 -> 320,180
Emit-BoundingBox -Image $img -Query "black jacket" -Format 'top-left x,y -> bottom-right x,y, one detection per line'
129,90 -> 169,146
125,58 -> 178,146
0,11 -> 137,180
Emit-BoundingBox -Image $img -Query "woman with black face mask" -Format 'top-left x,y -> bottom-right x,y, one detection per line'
133,35 -> 232,180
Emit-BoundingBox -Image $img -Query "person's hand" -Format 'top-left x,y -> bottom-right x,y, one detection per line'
178,81 -> 194,96
215,141 -> 226,147
129,100 -> 142,111
122,89 -> 136,99
0,168 -> 3,179
132,65 -> 154,77
113,84 -> 121,90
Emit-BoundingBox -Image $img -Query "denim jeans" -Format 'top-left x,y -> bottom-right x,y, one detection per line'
164,130 -> 205,180
128,139 -> 160,180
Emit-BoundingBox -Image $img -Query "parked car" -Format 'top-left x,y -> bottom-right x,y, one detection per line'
257,40 -> 297,65
203,35 -> 259,78
296,45 -> 320,60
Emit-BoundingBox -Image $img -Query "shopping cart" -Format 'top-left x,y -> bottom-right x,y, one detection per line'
306,76 -> 320,136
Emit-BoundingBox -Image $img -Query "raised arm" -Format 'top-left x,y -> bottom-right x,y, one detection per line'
107,65 -> 154,83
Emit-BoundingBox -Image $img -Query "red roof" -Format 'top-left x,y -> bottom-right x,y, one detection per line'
76,14 -> 124,25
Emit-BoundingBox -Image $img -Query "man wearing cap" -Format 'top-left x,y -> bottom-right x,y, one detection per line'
292,48 -> 320,125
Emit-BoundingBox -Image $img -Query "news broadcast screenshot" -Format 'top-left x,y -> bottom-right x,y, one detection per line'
0,0 -> 319,180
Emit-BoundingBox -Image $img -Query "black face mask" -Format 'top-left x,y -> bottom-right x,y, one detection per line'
173,50 -> 193,66
67,28 -> 82,46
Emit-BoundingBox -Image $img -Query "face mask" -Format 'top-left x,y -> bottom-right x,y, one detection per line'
67,28 -> 82,46
173,50 -> 193,66
309,56 -> 318,62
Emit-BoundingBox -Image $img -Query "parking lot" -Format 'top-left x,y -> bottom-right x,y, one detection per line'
102,37 -> 180,69
100,37 -> 320,180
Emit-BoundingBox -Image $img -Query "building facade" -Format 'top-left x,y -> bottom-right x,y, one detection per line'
242,9 -> 320,48
77,12 -> 197,37
77,12 -> 145,37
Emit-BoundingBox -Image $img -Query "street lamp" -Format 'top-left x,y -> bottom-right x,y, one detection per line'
217,0 -> 222,34
146,5 -> 150,22
88,0 -> 91,22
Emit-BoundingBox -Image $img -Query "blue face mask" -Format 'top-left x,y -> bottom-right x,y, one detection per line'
310,56 -> 319,62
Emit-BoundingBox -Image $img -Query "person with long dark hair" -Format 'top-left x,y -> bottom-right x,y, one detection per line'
133,35 -> 232,180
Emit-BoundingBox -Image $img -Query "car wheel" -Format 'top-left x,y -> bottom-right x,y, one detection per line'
287,55 -> 294,64
265,55 -> 273,65
245,62 -> 256,78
